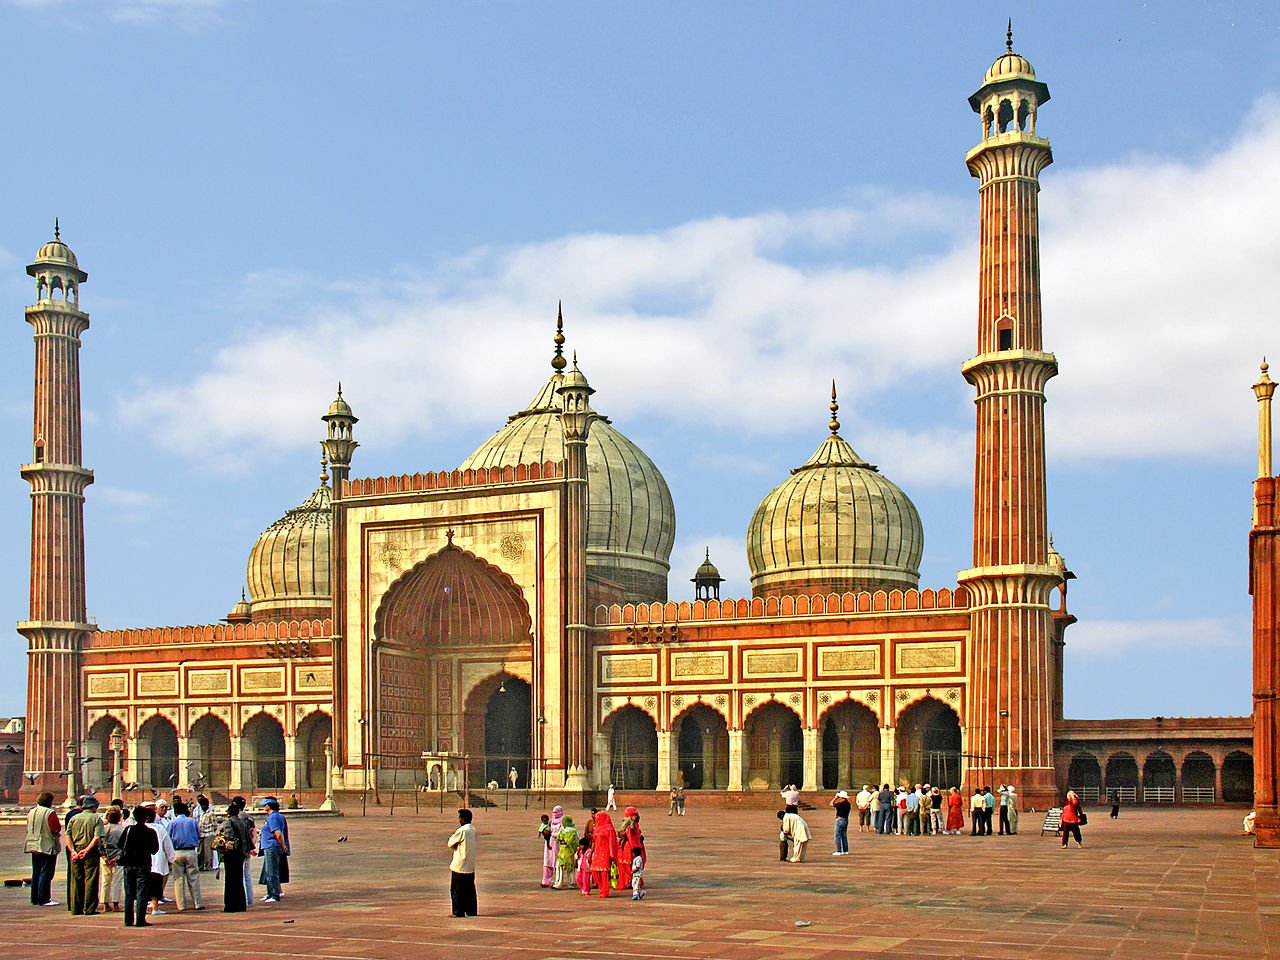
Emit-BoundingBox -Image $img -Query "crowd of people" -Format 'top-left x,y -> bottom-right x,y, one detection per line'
22,789 -> 292,924
446,802 -> 649,918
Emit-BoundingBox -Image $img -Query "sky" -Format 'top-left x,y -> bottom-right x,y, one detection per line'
1,1 -> 1277,719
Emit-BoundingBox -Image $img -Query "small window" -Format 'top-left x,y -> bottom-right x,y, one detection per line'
34,441 -> 44,463
998,328 -> 1013,351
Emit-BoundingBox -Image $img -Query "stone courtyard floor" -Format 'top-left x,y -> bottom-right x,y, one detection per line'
0,803 -> 1277,959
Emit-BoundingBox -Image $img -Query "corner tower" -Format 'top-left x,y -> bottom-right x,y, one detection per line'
957,28 -> 1062,809
19,223 -> 94,799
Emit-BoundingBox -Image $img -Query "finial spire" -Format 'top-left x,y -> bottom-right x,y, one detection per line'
320,451 -> 329,486
336,381 -> 343,399
705,546 -> 711,561
552,301 -> 567,372
829,379 -> 840,435
1006,17 -> 1013,52
54,217 -> 60,240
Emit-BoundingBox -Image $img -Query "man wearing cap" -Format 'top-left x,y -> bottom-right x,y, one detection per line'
257,798 -> 290,903
167,800 -> 202,910
66,796 -> 105,915
855,785 -> 873,833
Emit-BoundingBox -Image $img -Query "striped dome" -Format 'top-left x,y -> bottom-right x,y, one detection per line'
246,482 -> 331,618
460,373 -> 675,602
747,429 -> 923,599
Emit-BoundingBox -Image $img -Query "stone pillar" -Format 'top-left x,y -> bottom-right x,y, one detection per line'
124,736 -> 140,789
318,738 -> 339,812
655,730 -> 674,791
837,726 -> 853,790
64,741 -> 79,807
228,736 -> 244,791
728,729 -> 745,791
880,727 -> 896,787
802,728 -> 820,792
176,735 -> 192,792
283,735 -> 299,791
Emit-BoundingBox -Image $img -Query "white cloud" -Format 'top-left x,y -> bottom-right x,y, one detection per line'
2,0 -> 230,27
1065,617 -> 1247,660
118,98 -> 1280,483
97,485 -> 155,508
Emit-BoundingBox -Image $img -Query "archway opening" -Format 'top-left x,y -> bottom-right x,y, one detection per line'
675,704 -> 728,790
86,716 -> 126,795
138,716 -> 178,790
1181,751 -> 1216,792
1067,753 -> 1102,793
1104,753 -> 1139,794
189,714 -> 231,790
297,712 -> 333,790
896,697 -> 962,787
1142,751 -> 1176,788
744,701 -> 802,791
1222,751 -> 1253,803
605,706 -> 658,790
462,674 -> 531,788
820,700 -> 880,790
242,713 -> 285,790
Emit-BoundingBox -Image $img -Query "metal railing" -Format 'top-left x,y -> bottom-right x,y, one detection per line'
1142,786 -> 1175,804
1181,786 -> 1215,803
1070,786 -> 1101,802
1106,786 -> 1137,803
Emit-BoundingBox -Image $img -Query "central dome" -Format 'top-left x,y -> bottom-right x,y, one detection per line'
460,369 -> 675,604
746,389 -> 923,599
246,480 -> 332,621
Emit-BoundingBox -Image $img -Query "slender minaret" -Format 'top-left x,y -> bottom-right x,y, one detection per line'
557,348 -> 595,790
1251,360 -> 1280,847
321,386 -> 356,773
19,224 -> 94,800
957,28 -> 1062,810
321,383 -> 358,492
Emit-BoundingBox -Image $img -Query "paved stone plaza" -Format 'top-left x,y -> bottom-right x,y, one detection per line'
1,804 -> 1276,959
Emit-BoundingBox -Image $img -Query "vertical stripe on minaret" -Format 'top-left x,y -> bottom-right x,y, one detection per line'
957,36 -> 1064,810
18,230 -> 94,801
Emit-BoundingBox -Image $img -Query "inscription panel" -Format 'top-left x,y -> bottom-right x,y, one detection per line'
86,673 -> 127,698
670,650 -> 729,681
240,667 -> 285,693
743,649 -> 802,679
188,670 -> 231,695
137,672 -> 178,696
894,641 -> 962,675
600,654 -> 658,684
295,665 -> 332,692
816,645 -> 881,677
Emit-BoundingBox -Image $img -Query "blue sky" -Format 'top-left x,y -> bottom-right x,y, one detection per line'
1,1 -> 1278,719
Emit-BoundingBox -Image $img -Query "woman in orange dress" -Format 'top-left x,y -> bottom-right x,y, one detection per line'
944,787 -> 965,835
589,810 -> 619,897
616,807 -> 645,890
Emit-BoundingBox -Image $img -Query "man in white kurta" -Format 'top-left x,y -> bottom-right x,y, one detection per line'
447,809 -> 477,918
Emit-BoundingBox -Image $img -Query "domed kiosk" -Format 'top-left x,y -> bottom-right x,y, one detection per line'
746,384 -> 923,599
460,311 -> 676,603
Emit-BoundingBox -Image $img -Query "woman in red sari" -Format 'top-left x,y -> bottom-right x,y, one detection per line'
616,807 -> 645,890
589,810 -> 619,898
944,787 -> 965,835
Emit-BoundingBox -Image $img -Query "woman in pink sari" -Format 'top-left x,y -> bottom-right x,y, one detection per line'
542,805 -> 564,887
589,810 -> 619,898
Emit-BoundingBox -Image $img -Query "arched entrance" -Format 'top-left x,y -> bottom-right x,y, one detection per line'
297,712 -> 332,790
1104,752 -> 1139,795
86,716 -> 126,795
605,706 -> 658,790
138,715 -> 178,790
675,704 -> 728,790
820,700 -> 880,789
896,697 -> 961,787
1181,751 -> 1216,795
1222,751 -> 1253,803
744,702 -> 802,790
242,713 -> 285,790
189,713 -> 231,790
374,536 -> 536,766
463,674 -> 532,788
1143,751 -> 1176,789
1067,753 -> 1102,794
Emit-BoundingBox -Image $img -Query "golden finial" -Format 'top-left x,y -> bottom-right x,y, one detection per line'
320,451 -> 329,486
829,379 -> 840,435
240,587 -> 246,602
337,381 -> 343,399
551,301 -> 567,372
54,217 -> 60,240
1006,18 -> 1013,53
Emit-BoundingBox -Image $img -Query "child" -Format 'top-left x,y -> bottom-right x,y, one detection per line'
629,846 -> 645,900
537,814 -> 552,888
575,834 -> 593,895
554,815 -> 579,890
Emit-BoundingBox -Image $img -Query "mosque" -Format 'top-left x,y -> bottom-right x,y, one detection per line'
15,35 -> 1255,811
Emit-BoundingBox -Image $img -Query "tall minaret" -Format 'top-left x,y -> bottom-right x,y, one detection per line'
957,27 -> 1063,810
1251,360 -> 1280,847
18,224 -> 94,800
557,344 -> 595,791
